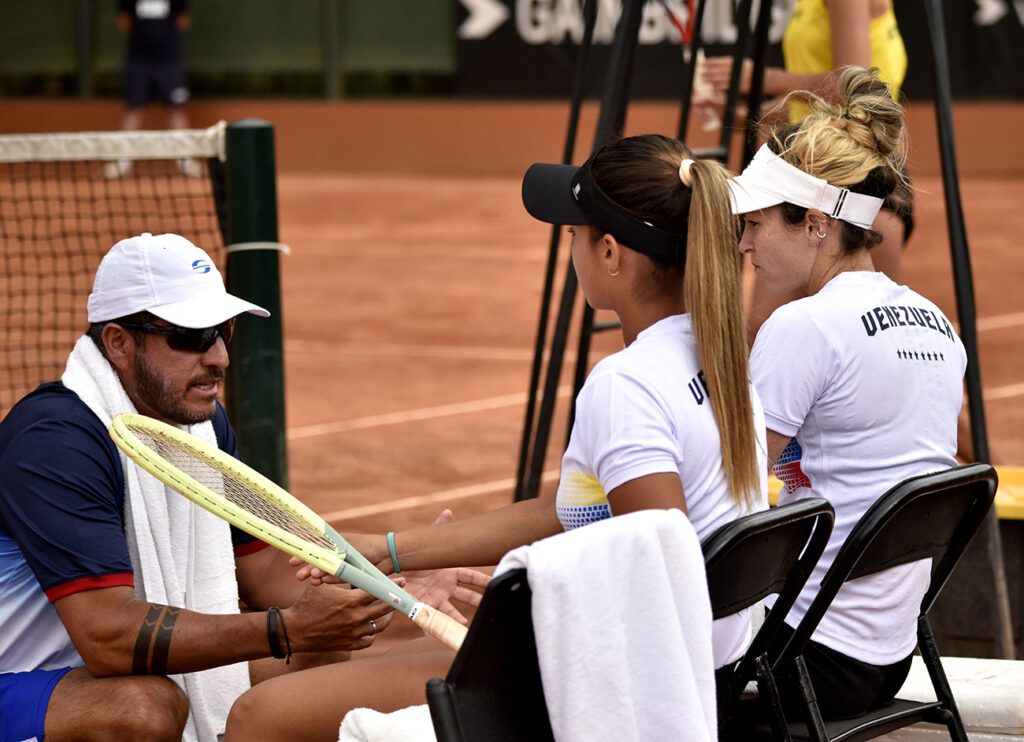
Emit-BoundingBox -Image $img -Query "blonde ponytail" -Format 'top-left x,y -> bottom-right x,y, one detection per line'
590,135 -> 761,509
685,160 -> 760,509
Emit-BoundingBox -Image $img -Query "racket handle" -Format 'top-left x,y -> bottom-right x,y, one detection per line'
410,603 -> 467,651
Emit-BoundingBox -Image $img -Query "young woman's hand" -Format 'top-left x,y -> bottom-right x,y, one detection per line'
400,566 -> 491,624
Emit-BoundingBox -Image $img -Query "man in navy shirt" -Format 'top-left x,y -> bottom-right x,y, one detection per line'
106,0 -> 200,178
0,234 -> 404,741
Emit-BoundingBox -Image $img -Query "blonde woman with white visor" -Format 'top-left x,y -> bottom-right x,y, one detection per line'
729,67 -> 967,720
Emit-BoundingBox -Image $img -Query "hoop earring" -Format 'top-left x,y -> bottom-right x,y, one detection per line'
815,230 -> 827,239
608,266 -> 620,277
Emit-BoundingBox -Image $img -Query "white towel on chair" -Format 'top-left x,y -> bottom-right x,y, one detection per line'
496,509 -> 717,742
338,705 -> 436,742
62,336 -> 250,742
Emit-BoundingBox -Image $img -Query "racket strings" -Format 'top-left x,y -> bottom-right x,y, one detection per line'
129,424 -> 336,551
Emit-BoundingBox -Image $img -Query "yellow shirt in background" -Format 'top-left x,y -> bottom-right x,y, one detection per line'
782,0 -> 907,120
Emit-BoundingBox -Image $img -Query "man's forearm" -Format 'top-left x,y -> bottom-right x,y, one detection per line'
127,603 -> 271,676
57,580 -> 389,678
83,602 -> 274,677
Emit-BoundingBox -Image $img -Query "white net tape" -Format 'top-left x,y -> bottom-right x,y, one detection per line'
0,121 -> 227,163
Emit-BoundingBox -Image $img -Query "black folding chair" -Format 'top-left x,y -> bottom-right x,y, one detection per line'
702,498 -> 835,741
426,568 -> 554,742
752,463 -> 999,741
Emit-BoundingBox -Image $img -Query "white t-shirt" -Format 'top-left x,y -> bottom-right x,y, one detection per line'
751,271 -> 966,665
556,314 -> 769,668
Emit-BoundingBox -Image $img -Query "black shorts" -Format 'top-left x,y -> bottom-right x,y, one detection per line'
124,59 -> 189,107
771,621 -> 914,720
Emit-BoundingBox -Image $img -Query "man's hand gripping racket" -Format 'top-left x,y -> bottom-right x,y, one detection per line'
109,412 -> 468,651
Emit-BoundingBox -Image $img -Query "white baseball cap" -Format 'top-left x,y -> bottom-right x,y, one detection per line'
728,144 -> 884,230
87,233 -> 270,328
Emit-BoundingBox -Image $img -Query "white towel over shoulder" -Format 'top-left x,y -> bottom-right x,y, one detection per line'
62,336 -> 250,742
496,509 -> 717,742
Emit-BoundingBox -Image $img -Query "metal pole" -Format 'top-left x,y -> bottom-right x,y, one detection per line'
677,0 -> 710,142
74,0 -> 94,98
224,120 -> 289,488
923,0 -> 1014,659
322,0 -> 340,99
591,0 -> 646,147
523,268 -> 580,501
716,0 -> 755,157
518,0 -> 646,500
515,0 -> 597,501
742,0 -> 774,169
567,0 -> 647,441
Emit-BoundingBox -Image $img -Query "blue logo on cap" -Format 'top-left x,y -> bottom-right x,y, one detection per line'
192,259 -> 211,274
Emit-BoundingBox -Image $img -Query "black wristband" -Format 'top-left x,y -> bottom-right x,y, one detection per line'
267,607 -> 286,660
278,608 -> 292,665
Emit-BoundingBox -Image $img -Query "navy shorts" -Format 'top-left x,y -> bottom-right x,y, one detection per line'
0,667 -> 72,742
124,59 -> 189,107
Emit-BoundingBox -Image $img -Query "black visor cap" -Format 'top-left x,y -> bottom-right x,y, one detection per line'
521,158 -> 685,264
521,163 -> 587,226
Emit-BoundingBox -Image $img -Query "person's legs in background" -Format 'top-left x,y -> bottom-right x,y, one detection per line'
105,60 -> 201,179
160,62 -> 202,177
103,61 -> 149,179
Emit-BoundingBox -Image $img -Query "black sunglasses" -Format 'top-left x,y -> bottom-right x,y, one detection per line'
116,319 -> 235,353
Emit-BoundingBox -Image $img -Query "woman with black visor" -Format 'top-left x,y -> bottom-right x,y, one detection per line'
224,134 -> 769,740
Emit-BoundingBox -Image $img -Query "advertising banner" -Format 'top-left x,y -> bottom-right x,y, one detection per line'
455,0 -> 1024,100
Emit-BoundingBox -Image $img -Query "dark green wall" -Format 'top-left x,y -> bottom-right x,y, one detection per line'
0,2 -> 80,73
0,0 -> 455,94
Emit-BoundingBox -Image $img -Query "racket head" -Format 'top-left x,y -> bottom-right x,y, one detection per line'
110,413 -> 467,651
110,412 -> 345,575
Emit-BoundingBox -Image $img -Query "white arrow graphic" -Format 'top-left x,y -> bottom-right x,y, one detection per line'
459,0 -> 510,40
974,0 -> 1008,24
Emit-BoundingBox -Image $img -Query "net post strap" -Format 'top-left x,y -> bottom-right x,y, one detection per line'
224,242 -> 291,255
0,121 -> 228,163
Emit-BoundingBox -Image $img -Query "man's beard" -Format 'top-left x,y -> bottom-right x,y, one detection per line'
134,352 -> 222,425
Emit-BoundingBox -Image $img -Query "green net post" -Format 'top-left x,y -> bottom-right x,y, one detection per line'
224,120 -> 288,487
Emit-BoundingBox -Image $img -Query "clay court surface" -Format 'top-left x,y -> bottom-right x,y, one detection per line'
244,100 -> 1022,542
280,167 -> 1024,537
2,99 -> 1023,539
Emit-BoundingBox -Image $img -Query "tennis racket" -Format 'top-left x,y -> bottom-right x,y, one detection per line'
109,412 -> 467,651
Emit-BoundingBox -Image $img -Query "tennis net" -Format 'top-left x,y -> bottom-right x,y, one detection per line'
0,122 -> 229,415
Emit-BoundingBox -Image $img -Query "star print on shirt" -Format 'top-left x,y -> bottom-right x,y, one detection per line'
897,348 -> 945,362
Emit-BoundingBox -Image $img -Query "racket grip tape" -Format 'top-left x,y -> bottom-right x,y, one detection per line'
410,603 -> 467,651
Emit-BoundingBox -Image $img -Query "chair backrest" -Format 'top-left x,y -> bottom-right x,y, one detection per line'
776,463 -> 998,665
702,497 -> 835,687
426,568 -> 554,742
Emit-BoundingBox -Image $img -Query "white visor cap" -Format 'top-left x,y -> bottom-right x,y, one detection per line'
728,144 -> 884,230
87,233 -> 270,328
